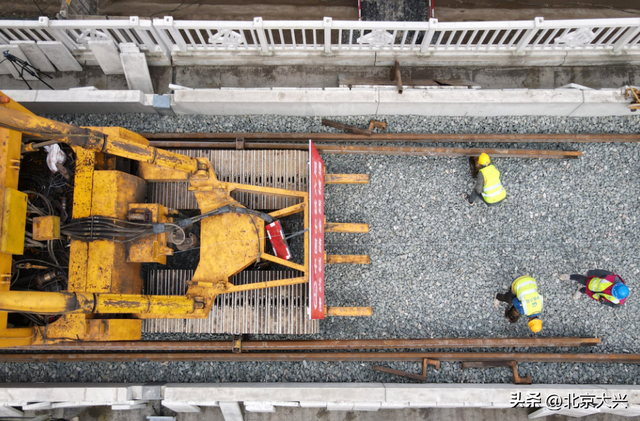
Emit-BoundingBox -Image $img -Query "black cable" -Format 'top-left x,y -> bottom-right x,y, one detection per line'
285,228 -> 309,240
149,0 -> 204,18
31,0 -> 46,16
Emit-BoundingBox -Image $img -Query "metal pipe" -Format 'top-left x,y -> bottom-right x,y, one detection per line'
0,291 -> 197,315
141,132 -> 640,143
12,337 -> 600,351
0,291 -> 94,314
0,351 -> 636,364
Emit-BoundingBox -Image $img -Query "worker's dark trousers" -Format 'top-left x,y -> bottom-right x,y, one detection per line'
469,190 -> 504,207
496,290 -> 516,304
570,270 -> 610,294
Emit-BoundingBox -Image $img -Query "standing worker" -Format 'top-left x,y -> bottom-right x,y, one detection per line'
466,153 -> 506,205
494,275 -> 543,333
559,270 -> 629,308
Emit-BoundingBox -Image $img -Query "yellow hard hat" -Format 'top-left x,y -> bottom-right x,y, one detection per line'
478,153 -> 491,166
528,318 -> 542,333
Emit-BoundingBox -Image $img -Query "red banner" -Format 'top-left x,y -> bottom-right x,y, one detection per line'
308,140 -> 325,319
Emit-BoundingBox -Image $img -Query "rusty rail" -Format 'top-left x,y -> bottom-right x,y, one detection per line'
147,141 -> 580,159
140,132 -> 640,143
8,337 -> 600,352
0,351 -> 637,364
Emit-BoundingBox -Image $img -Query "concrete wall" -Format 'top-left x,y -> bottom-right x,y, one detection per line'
2,383 -> 640,420
3,87 -> 634,117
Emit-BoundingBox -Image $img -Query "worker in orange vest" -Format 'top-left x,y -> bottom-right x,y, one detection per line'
559,270 -> 629,308
466,153 -> 507,205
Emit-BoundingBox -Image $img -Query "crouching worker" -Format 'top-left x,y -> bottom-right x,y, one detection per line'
494,275 -> 543,333
467,153 -> 506,206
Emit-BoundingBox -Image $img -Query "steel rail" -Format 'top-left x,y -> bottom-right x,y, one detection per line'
140,132 -> 640,143
8,337 -> 601,352
0,351 -> 637,364
147,141 -> 581,159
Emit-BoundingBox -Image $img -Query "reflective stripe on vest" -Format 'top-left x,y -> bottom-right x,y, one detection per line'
588,277 -> 620,304
479,165 -> 506,203
511,276 -> 543,316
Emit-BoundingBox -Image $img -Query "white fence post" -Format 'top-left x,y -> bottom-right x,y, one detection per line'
131,16 -> 171,59
323,17 -> 332,54
515,17 -> 543,54
153,16 -> 187,53
613,22 -> 640,53
253,17 -> 270,54
42,17 -> 79,52
420,18 -> 438,53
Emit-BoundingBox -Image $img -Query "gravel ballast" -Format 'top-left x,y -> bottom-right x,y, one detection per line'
4,114 -> 640,385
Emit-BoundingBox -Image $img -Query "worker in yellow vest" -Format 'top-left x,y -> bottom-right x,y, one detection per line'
466,153 -> 507,205
494,276 -> 543,333
559,270 -> 629,308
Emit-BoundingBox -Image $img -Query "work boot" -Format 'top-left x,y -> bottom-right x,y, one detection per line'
494,293 -> 500,309
573,287 -> 583,301
559,274 -> 571,281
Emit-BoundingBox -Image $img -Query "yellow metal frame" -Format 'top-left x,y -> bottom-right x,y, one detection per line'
0,91 -> 371,347
0,91 -> 313,346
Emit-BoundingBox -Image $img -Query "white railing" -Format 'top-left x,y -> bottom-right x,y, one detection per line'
152,16 -> 640,55
1,16 -> 639,62
0,16 -> 168,57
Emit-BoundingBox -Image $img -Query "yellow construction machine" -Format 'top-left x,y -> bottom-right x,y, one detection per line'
0,92 -> 371,348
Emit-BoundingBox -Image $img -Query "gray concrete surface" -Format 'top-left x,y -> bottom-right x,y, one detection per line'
26,404 -> 640,420
0,65 -> 637,94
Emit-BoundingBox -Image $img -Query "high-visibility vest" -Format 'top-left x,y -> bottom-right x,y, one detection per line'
511,275 -> 543,316
479,165 -> 506,204
588,277 -> 619,304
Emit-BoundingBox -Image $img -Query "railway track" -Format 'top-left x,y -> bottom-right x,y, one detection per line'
5,336 -> 636,384
142,132 -> 640,143
141,132 -> 602,159
2,337 -> 637,384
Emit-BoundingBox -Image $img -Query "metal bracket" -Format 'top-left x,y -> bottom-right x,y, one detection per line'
321,119 -> 387,136
236,138 -> 245,150
372,358 -> 439,382
232,335 -> 242,353
461,360 -> 532,384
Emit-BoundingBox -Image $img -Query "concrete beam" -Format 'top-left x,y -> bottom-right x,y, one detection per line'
172,87 -> 633,117
10,41 -> 55,73
0,406 -> 23,417
163,383 -> 386,404
243,402 -> 276,413
88,39 -> 124,75
22,402 -> 53,410
385,384 -> 608,406
119,43 -> 154,94
326,402 -> 354,411
2,87 -> 633,117
0,384 -> 133,406
37,41 -> 82,72
1,90 -> 155,114
172,88 -> 380,116
161,401 -> 201,413
219,401 -> 243,421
